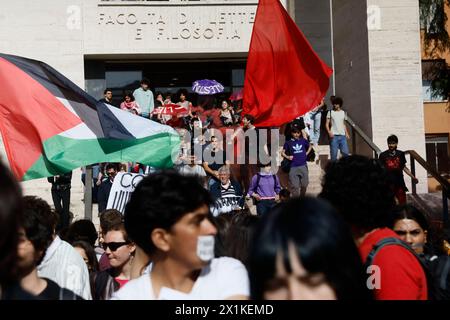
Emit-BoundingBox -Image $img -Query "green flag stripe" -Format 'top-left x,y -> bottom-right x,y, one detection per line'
22,132 -> 180,180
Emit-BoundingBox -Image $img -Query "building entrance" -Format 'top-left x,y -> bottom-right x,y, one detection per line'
85,58 -> 246,108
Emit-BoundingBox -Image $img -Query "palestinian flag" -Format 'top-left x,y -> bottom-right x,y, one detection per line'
0,54 -> 180,181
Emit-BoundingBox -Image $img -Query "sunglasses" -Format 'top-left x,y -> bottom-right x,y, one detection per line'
102,241 -> 129,252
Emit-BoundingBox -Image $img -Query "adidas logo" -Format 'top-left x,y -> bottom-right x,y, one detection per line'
292,144 -> 303,152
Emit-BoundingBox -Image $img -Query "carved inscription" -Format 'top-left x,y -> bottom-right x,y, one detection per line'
97,8 -> 255,41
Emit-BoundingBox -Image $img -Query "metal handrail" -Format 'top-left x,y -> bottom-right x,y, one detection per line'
344,115 -> 449,223
345,115 -> 382,158
405,150 -> 450,195
405,150 -> 449,223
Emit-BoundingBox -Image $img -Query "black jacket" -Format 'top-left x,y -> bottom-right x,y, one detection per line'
97,179 -> 113,213
210,179 -> 244,207
47,172 -> 72,191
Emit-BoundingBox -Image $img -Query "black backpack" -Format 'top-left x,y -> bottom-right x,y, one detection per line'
281,144 -> 292,173
255,173 -> 277,192
426,254 -> 450,300
364,237 -> 436,300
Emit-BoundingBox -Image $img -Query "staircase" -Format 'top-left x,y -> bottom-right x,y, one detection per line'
407,193 -> 450,229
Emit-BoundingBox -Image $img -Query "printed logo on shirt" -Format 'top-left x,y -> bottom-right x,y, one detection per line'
212,196 -> 242,216
385,157 -> 402,171
292,143 -> 304,154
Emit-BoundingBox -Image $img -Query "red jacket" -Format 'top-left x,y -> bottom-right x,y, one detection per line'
359,228 -> 428,300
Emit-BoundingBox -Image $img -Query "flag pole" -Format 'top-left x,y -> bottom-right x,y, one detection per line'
84,165 -> 93,221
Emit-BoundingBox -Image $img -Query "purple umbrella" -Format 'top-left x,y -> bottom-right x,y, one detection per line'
192,79 -> 224,95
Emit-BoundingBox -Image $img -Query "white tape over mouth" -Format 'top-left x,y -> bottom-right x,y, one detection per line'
197,235 -> 215,262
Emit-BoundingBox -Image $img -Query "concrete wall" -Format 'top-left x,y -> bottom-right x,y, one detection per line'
0,0 -> 86,215
83,0 -> 261,56
294,0 -> 334,100
332,0 -> 373,157
333,0 -> 428,193
367,0 -> 427,193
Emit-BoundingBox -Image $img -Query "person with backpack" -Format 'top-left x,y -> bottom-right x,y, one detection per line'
320,155 -> 428,300
389,205 -> 450,300
246,163 -> 282,216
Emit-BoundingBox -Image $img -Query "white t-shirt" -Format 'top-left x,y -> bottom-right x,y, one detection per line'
110,257 -> 249,300
326,109 -> 347,136
177,164 -> 207,178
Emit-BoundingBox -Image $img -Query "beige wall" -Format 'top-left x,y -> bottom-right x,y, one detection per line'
424,102 -> 450,134
0,0 -> 86,212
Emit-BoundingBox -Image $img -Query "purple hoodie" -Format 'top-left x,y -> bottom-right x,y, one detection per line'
247,173 -> 281,199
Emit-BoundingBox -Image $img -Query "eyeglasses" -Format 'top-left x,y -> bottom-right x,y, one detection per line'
102,241 -> 129,252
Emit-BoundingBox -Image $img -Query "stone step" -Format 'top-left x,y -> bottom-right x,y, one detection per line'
406,193 -> 449,230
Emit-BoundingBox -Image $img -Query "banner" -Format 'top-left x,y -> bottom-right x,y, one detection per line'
106,172 -> 145,213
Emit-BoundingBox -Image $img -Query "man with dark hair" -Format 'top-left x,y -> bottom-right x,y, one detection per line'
325,96 -> 350,161
47,171 -> 72,231
203,136 -> 228,188
320,155 -> 428,300
24,196 -> 92,299
98,163 -> 119,214
379,134 -> 418,204
18,196 -> 82,300
98,89 -> 114,106
239,114 -> 266,193
133,78 -> 154,118
112,171 -> 249,300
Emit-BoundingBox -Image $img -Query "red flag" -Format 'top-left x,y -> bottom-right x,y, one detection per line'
243,0 -> 333,127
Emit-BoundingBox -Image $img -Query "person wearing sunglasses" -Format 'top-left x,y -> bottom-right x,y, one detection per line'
92,222 -> 135,299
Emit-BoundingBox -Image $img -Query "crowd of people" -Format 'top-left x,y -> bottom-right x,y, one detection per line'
1,80 -> 449,301
1,151 -> 449,300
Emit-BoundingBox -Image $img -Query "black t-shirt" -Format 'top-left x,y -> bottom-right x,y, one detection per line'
37,278 -> 83,300
1,283 -> 38,300
379,149 -> 407,190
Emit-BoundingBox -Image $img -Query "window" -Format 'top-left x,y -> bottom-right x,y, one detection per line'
422,80 -> 446,102
426,134 -> 450,176
420,0 -> 442,34
105,70 -> 142,106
